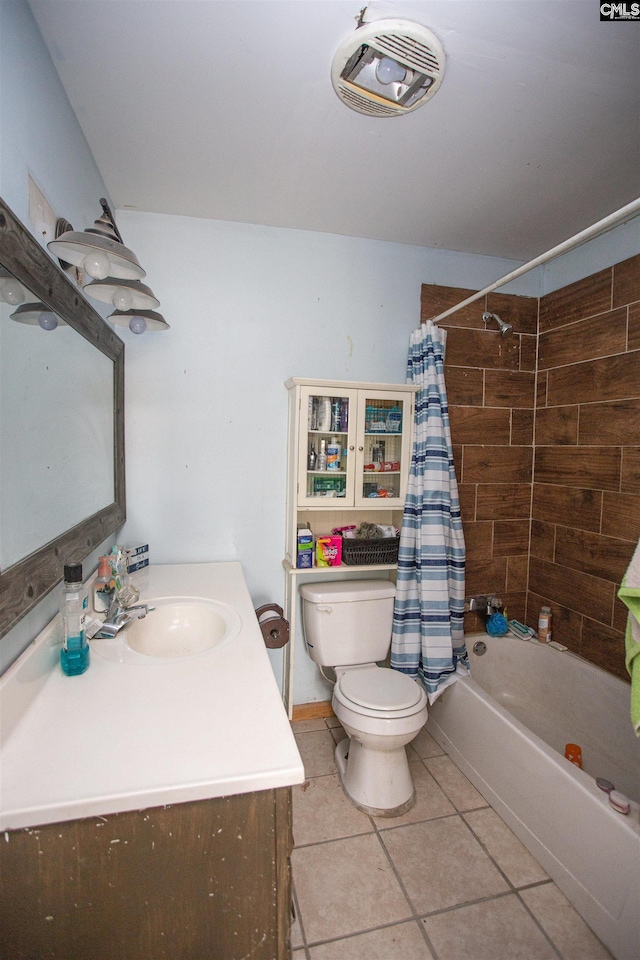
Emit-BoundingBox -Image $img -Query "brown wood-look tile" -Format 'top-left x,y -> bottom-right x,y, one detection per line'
502,592 -> 526,623
506,555 -> 528,592
528,557 -> 615,623
477,483 -> 531,520
452,444 -> 462,479
629,304 -> 640,351
487,292 -> 538,336
547,351 -> 640,405
519,335 -> 537,372
578,399 -> 640,445
534,446 -> 621,491
445,328 -> 520,370
539,268 -> 612,332
601,491 -> 640,541
581,620 -> 627,680
465,556 -> 508,596
530,520 -> 555,561
554,527 -> 634,584
536,370 -> 548,408
485,370 -> 535,408
532,483 -> 602,531
463,446 -> 533,484
535,406 -> 578,445
458,483 -> 476,521
621,447 -> 640,494
463,520 -> 494,560
612,253 -> 640,309
449,406 -> 511,445
445,366 -> 484,406
421,283 -> 484,327
493,520 -> 530,557
511,409 -> 534,446
613,595 -> 631,633
538,308 -> 627,371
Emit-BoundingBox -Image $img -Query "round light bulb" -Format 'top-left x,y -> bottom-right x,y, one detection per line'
1,278 -> 25,306
129,315 -> 147,335
376,56 -> 406,85
38,311 -> 58,331
82,250 -> 111,280
112,288 -> 133,311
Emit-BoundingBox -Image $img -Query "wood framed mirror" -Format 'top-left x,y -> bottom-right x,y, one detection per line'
0,198 -> 125,639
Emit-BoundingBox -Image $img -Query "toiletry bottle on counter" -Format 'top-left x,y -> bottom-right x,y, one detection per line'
93,555 -> 114,613
317,438 -> 327,471
538,605 -> 552,642
60,563 -> 90,676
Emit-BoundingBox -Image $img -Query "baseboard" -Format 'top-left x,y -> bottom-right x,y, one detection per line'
291,701 -> 334,721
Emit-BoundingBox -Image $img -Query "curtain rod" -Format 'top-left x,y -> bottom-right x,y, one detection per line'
429,198 -> 640,324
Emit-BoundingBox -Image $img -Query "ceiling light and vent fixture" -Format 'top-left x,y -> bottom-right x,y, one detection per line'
331,14 -> 445,117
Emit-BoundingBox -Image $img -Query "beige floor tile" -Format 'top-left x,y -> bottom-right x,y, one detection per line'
292,833 -> 412,943
422,894 -> 558,959
294,729 -> 339,778
464,807 -> 548,887
373,762 -> 455,828
330,723 -> 348,745
293,773 -> 374,846
381,816 -> 509,913
292,951 -> 307,960
409,725 -> 445,759
292,718 -> 328,733
291,886 -> 305,950
324,715 -> 340,728
423,754 -> 487,811
521,883 -> 613,959
308,921 -> 435,959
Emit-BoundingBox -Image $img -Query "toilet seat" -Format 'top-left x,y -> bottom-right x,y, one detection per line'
335,666 -> 426,718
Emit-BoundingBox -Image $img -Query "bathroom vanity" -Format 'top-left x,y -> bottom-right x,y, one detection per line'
0,562 -> 304,960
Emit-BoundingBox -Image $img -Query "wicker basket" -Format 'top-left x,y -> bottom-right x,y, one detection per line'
341,536 -> 399,566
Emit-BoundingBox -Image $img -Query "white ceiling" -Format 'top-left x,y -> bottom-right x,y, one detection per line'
28,0 -> 640,261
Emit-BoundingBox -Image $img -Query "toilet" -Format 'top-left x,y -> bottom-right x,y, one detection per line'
300,579 -> 428,816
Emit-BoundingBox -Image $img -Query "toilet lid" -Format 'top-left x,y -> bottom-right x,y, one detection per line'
339,668 -> 423,711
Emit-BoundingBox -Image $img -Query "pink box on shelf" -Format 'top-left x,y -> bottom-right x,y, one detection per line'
316,536 -> 342,567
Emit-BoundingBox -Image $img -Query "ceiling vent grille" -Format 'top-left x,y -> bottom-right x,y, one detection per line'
332,18 -> 445,118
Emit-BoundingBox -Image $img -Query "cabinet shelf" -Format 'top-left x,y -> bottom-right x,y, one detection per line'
283,559 -> 398,576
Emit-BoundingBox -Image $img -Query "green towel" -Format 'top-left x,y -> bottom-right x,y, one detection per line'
618,539 -> 640,736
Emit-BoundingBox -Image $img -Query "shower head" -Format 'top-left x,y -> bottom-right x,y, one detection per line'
482,312 -> 513,338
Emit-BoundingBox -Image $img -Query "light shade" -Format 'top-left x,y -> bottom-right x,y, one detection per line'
10,301 -> 66,328
109,308 -> 170,333
83,277 -> 160,311
48,199 -> 145,281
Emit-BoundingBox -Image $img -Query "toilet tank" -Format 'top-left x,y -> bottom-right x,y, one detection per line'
299,579 -> 396,666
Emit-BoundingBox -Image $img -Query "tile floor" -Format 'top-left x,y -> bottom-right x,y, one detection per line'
289,717 -> 613,960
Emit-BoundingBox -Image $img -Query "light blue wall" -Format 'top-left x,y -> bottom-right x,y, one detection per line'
0,0 -> 113,672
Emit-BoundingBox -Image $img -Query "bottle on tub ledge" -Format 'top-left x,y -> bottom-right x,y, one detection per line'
538,605 -> 552,642
60,562 -> 90,676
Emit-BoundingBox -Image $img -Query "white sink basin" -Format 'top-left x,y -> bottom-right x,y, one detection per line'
92,597 -> 242,664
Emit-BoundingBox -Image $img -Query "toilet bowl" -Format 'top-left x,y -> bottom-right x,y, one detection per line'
332,664 -> 428,815
299,580 -> 428,816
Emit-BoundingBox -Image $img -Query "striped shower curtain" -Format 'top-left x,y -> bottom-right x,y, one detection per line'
390,321 -> 468,703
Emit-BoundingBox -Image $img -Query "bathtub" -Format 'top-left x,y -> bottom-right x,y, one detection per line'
426,631 -> 640,960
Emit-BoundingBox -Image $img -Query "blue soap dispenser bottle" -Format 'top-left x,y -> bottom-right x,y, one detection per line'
60,562 -> 90,676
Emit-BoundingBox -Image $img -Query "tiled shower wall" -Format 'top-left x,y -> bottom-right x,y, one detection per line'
421,252 -> 639,680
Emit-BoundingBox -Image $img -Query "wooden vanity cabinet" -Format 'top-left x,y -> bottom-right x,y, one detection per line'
0,787 -> 293,960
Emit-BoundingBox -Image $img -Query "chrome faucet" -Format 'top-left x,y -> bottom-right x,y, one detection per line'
95,597 -> 151,639
464,595 -> 503,616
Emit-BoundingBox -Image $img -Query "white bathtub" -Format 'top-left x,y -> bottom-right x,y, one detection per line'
426,631 -> 640,960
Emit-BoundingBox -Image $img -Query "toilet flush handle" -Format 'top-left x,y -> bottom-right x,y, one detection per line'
316,605 -> 333,613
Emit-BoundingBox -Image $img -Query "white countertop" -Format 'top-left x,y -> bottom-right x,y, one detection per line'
0,562 -> 305,831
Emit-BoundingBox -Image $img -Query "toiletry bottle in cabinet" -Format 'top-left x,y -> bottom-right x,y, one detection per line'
317,439 -> 327,471
60,563 -> 90,675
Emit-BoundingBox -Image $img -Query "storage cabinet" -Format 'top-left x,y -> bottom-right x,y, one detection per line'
281,378 -> 415,715
0,789 -> 293,960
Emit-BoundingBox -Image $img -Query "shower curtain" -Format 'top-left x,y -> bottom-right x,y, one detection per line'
391,321 -> 468,703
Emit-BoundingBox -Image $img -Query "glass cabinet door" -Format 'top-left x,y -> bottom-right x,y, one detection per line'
354,391 -> 412,508
297,387 -> 358,506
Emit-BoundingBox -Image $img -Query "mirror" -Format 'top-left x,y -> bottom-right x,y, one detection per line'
0,198 -> 125,638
